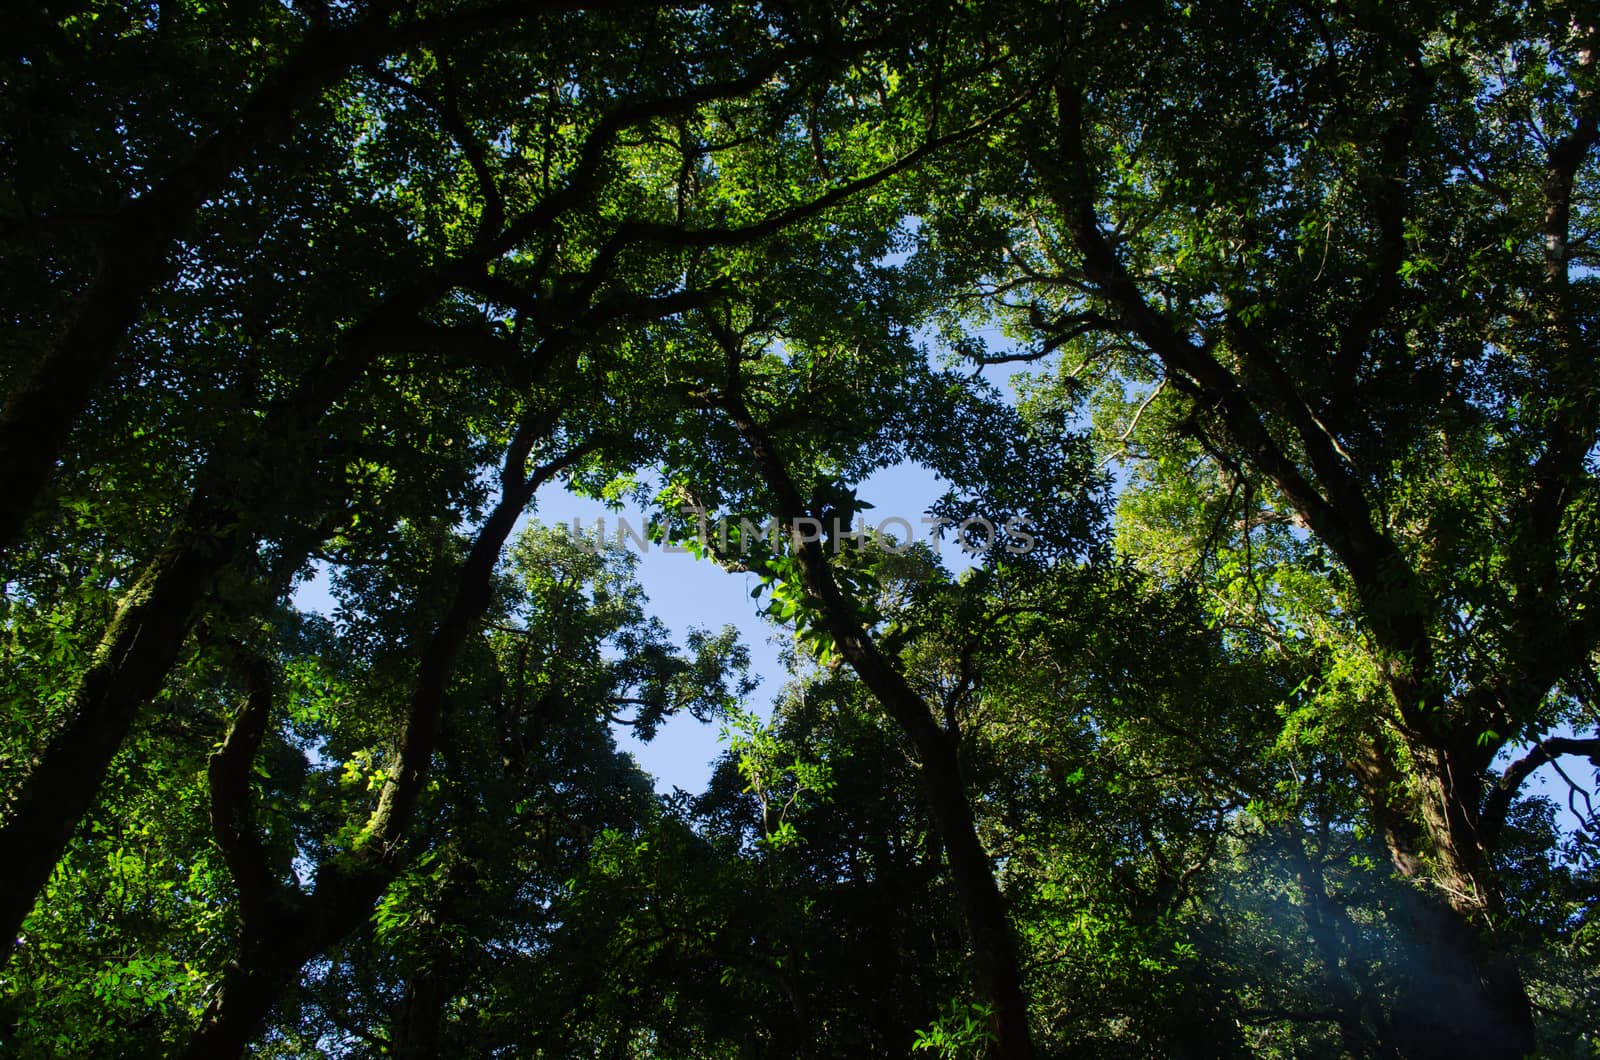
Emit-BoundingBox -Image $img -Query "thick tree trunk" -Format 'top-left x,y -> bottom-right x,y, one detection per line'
1381,882 -> 1534,1060
1049,51 -> 1549,1060
1355,742 -> 1535,1060
391,963 -> 460,1060
0,269 -> 490,961
1383,763 -> 1534,1060
0,295 -> 420,962
184,937 -> 318,1060
0,496 -> 246,963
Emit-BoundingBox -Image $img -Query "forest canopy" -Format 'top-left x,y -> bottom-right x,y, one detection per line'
1,1 -> 1597,1056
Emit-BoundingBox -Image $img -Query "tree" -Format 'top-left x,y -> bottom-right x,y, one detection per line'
931,1 -> 1600,1054
2,0 -> 961,973
619,247 -> 1103,1054
0,0 -> 588,554
8,2 -> 1600,1056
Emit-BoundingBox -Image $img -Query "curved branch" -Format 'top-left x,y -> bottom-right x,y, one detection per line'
1480,736 -> 1600,850
181,414 -> 594,1057
207,650 -> 282,934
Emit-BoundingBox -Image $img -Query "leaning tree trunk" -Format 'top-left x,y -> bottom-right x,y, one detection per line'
719,356 -> 1035,1059
0,494 -> 249,963
1047,53 -> 1545,1060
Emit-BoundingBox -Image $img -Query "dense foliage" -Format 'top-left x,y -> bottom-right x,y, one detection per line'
2,1 -> 1597,1056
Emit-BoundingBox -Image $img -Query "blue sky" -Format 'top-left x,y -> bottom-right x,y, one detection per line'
563,356 -> 1032,793
290,355 -> 1028,795
538,458 -> 955,794
287,457 -> 963,795
287,353 -> 1589,825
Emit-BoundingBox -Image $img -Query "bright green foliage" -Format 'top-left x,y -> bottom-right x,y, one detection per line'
721,706 -> 834,853
913,998 -> 997,1058
4,1 -> 1599,1058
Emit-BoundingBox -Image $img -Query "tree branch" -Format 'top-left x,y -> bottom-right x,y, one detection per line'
1479,736 -> 1600,850
207,648 -> 283,934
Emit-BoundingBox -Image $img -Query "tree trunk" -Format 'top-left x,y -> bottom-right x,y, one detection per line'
0,496 -> 246,963
1380,884 -> 1533,1060
911,734 -> 1034,1060
0,217 -> 174,555
1355,741 -> 1534,1060
0,288 -> 465,965
178,424 -> 571,1056
1049,50 -> 1546,1060
183,936 -> 317,1060
391,963 -> 459,1060
1380,762 -> 1535,1060
0,3 -> 527,556
719,364 -> 1034,1058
